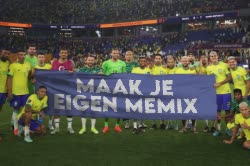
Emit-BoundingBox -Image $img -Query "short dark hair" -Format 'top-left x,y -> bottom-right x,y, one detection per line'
86,55 -> 96,59
234,89 -> 242,94
37,52 -> 45,56
154,54 -> 162,58
138,56 -> 146,60
27,44 -> 36,49
38,86 -> 47,90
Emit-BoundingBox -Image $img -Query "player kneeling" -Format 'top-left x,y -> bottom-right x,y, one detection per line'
17,86 -> 48,143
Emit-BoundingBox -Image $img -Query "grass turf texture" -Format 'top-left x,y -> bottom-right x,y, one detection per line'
0,103 -> 249,166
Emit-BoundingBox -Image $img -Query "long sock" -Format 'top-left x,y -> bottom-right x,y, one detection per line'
81,118 -> 86,128
12,110 -> 18,130
212,120 -> 216,127
160,119 -> 164,124
104,118 -> 109,127
205,120 -> 209,127
192,120 -> 196,127
182,120 -> 186,127
67,117 -> 73,128
48,116 -> 53,127
217,119 -> 221,131
133,122 -> 137,129
115,119 -> 120,126
54,118 -> 60,129
217,123 -> 221,131
91,118 -> 96,128
24,125 -> 30,137
152,120 -> 156,125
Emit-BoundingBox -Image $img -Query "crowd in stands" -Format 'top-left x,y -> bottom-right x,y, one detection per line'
1,0 -> 249,24
1,26 -> 249,68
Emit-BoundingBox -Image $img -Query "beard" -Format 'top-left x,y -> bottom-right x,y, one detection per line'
0,57 -> 8,62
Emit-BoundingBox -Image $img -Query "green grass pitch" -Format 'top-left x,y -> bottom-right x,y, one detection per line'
0,104 -> 249,166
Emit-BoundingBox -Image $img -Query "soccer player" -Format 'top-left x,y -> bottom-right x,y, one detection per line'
206,51 -> 232,136
150,54 -> 167,130
165,56 -> 178,130
0,49 -> 10,112
33,53 -> 53,130
34,53 -> 52,70
78,55 -> 101,135
17,86 -> 48,143
197,55 -> 214,132
7,50 -> 32,136
131,56 -> 151,134
177,52 -> 199,70
165,55 -> 177,74
50,49 -> 75,134
225,89 -> 250,137
25,45 -> 38,94
124,50 -> 139,129
102,48 -> 126,134
227,56 -> 250,98
223,102 -> 250,149
175,56 -> 197,133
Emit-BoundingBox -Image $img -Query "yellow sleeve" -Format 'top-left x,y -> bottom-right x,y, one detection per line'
234,114 -> 240,125
242,68 -> 250,81
8,63 -> 15,76
25,95 -> 34,106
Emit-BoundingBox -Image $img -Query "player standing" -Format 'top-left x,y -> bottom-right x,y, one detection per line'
50,49 -> 75,134
7,50 -> 32,135
102,48 -> 126,134
206,51 -> 232,136
78,55 -> 101,134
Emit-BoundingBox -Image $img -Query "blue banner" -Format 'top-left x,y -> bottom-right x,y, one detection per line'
35,70 -> 217,120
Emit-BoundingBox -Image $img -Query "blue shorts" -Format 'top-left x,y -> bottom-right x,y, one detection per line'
9,94 -> 29,109
0,93 -> 7,105
216,93 -> 231,111
18,118 -> 40,132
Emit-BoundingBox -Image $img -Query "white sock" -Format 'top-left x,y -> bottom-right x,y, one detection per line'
205,120 -> 209,126
49,119 -> 53,126
24,126 -> 30,137
54,118 -> 60,129
133,122 -> 137,129
91,118 -> 96,128
217,123 -> 221,131
67,117 -> 73,129
12,112 -> 18,130
81,118 -> 86,128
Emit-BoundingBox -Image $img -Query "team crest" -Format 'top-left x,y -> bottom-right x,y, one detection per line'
218,69 -> 222,74
236,74 -> 240,80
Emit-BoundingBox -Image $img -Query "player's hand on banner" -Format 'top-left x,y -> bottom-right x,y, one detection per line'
214,82 -> 221,88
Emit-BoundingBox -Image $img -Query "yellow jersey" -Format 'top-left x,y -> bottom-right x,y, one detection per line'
230,66 -> 250,96
150,65 -> 167,75
206,62 -> 231,94
131,67 -> 151,74
175,67 -> 196,74
235,113 -> 250,140
8,62 -> 31,95
196,66 -> 207,75
17,94 -> 48,120
35,63 -> 52,70
0,60 -> 10,93
166,67 -> 177,74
